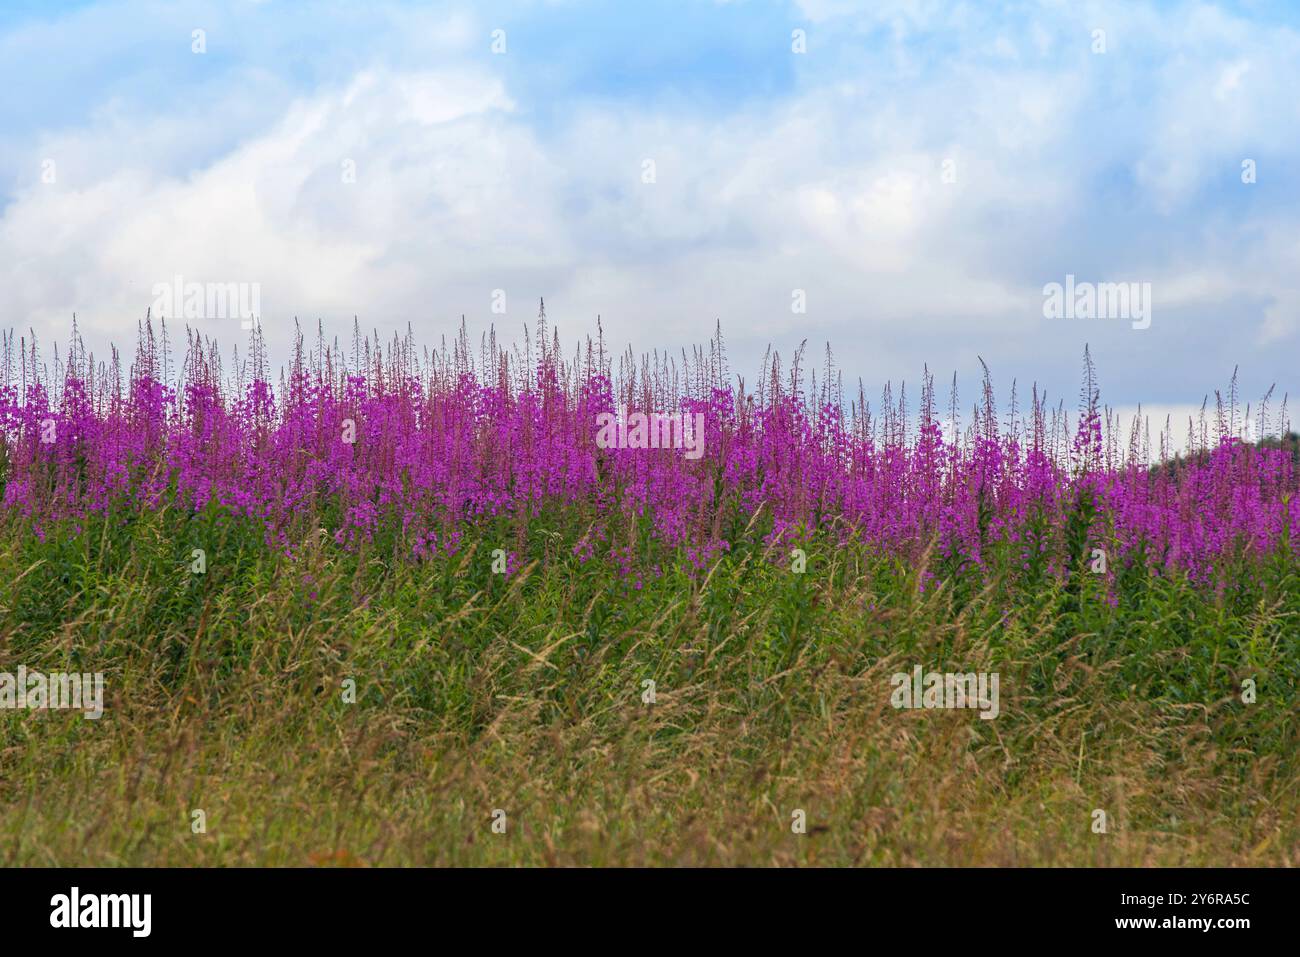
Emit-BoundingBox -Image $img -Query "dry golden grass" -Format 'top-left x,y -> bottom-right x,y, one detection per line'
1,514 -> 1295,866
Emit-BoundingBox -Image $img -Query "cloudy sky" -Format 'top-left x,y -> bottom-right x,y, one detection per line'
2,0 -> 1297,428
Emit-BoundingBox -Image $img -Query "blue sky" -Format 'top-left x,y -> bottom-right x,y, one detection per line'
3,0 -> 1298,428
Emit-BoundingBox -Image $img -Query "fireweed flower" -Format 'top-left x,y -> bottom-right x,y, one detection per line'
0,321 -> 1294,586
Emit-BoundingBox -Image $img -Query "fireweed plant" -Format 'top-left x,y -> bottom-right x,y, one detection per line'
0,312 -> 1297,866
1,316 -> 1295,587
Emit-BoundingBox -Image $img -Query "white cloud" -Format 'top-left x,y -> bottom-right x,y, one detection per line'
1,0 -> 1298,403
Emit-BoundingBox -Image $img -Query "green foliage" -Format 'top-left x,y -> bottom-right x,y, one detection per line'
0,510 -> 1295,866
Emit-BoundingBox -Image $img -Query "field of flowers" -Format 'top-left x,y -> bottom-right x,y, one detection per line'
0,315 -> 1295,865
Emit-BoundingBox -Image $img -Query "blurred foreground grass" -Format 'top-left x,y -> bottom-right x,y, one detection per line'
0,506 -> 1295,866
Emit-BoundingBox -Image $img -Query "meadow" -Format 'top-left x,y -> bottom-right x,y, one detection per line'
0,316 -> 1295,866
